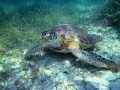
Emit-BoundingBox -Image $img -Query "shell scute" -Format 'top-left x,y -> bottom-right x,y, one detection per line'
67,34 -> 75,40
60,34 -> 66,39
52,24 -> 96,46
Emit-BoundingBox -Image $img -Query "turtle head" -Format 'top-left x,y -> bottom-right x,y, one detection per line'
41,30 -> 57,43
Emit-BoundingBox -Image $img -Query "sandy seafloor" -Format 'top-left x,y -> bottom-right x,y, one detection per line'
0,0 -> 120,90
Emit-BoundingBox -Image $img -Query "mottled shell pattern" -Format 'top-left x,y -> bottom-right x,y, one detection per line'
42,24 -> 101,51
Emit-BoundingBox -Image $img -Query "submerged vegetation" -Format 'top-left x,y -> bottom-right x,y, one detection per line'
97,0 -> 120,32
0,0 -> 104,51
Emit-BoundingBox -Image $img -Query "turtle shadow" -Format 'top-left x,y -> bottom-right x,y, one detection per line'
24,49 -> 108,73
25,49 -> 75,66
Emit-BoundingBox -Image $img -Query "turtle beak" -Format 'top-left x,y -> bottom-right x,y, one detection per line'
40,36 -> 45,41
42,37 -> 51,42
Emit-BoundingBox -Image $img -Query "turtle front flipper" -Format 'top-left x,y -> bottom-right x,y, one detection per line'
24,44 -> 47,58
68,48 -> 118,72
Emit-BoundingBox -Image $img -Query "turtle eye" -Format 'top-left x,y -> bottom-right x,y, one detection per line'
42,31 -> 48,37
42,31 -> 51,39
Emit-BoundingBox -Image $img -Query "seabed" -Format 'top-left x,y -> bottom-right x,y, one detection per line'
0,0 -> 120,90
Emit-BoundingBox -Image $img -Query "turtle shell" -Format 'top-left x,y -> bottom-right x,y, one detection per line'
51,24 -> 96,49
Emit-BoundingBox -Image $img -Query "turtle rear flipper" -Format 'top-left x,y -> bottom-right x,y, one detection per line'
68,47 -> 118,72
24,44 -> 47,57
91,34 -> 102,43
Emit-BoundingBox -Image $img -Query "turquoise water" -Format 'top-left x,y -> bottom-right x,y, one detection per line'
0,0 -> 120,90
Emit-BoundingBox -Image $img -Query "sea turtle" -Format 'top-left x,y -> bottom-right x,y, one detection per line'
25,24 -> 118,72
